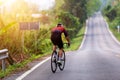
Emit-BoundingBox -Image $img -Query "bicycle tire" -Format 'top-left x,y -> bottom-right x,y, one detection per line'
58,50 -> 65,71
51,51 -> 57,73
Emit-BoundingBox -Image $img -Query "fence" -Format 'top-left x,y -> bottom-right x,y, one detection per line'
0,49 -> 8,71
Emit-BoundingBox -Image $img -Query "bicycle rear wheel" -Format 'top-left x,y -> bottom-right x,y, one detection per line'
51,51 -> 57,73
58,50 -> 65,71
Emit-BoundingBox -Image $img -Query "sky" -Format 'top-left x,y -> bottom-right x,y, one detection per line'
0,0 -> 15,5
0,0 -> 55,10
25,0 -> 55,10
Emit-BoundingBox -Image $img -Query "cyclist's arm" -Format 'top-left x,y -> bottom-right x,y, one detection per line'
63,29 -> 70,44
65,36 -> 70,43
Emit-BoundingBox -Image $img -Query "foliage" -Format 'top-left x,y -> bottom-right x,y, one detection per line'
62,0 -> 87,23
40,11 -> 50,24
0,52 -> 49,78
86,0 -> 102,17
106,9 -> 117,21
103,1 -> 120,25
103,1 -> 120,41
0,22 -> 86,79
0,0 -> 52,63
54,0 -> 102,38
57,11 -> 80,28
65,25 -> 85,50
53,0 -> 64,11
0,22 -> 16,35
0,0 -> 103,77
57,11 -> 80,38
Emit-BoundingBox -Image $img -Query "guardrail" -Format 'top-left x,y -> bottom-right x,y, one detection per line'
0,49 -> 8,71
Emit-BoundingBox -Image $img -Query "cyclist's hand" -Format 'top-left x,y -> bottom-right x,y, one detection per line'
68,42 -> 70,47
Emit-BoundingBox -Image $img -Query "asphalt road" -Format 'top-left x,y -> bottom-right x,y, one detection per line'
6,12 -> 120,80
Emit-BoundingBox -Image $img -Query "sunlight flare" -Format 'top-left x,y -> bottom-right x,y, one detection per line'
0,0 -> 15,5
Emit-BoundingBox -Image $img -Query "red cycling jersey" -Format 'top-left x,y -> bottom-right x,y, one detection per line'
51,25 -> 68,49
51,26 -> 68,37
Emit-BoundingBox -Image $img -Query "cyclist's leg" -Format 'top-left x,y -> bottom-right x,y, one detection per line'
58,41 -> 63,59
51,35 -> 57,51
59,48 -> 63,57
53,45 -> 57,51
51,33 -> 63,59
57,48 -> 63,64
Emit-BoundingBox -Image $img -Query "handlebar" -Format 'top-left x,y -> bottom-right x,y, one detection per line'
63,43 -> 70,47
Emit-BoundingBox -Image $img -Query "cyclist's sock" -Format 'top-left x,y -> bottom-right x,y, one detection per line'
59,57 -> 62,61
57,59 -> 62,65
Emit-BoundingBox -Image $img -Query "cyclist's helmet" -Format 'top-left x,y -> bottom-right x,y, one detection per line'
57,23 -> 62,27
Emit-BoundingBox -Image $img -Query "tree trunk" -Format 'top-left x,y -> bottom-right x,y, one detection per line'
7,54 -> 14,65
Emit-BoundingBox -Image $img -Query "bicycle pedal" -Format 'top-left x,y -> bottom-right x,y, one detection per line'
57,61 -> 62,65
58,62 -> 62,66
60,59 -> 64,61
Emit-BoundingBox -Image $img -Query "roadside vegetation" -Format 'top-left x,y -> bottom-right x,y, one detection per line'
102,0 -> 120,41
0,0 -> 101,78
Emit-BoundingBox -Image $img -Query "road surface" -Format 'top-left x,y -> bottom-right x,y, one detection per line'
6,12 -> 120,80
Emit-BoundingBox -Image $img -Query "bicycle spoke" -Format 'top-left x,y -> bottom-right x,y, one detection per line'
51,51 -> 57,73
59,51 -> 65,71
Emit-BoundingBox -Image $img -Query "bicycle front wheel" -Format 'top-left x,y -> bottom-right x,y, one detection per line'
58,50 -> 65,71
51,51 -> 57,73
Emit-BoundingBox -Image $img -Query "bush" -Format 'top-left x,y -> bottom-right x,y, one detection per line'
106,9 -> 117,21
57,11 -> 80,38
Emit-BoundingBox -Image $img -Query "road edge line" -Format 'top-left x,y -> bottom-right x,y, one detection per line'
15,57 -> 50,80
79,19 -> 88,49
104,18 -> 120,45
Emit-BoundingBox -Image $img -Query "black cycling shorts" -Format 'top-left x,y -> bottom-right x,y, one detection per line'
51,32 -> 63,49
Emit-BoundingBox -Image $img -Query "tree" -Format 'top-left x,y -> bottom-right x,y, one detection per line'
40,10 -> 50,24
62,0 -> 87,23
86,0 -> 102,17
57,11 -> 80,38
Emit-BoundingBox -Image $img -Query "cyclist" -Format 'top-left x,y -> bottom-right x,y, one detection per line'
51,23 -> 70,63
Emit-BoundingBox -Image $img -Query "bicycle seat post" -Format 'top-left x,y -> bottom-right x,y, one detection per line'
56,46 -> 59,53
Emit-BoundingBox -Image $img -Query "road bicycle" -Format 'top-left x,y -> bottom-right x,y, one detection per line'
51,43 -> 68,73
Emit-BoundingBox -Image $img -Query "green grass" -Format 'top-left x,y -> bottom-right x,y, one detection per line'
0,53 -> 49,78
105,17 -> 120,41
66,27 -> 85,51
109,26 -> 120,41
0,26 -> 85,78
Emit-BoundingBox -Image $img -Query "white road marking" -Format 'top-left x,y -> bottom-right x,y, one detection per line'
16,57 -> 50,80
115,55 -> 120,58
79,19 -> 88,49
103,17 -> 120,45
16,15 -> 111,80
